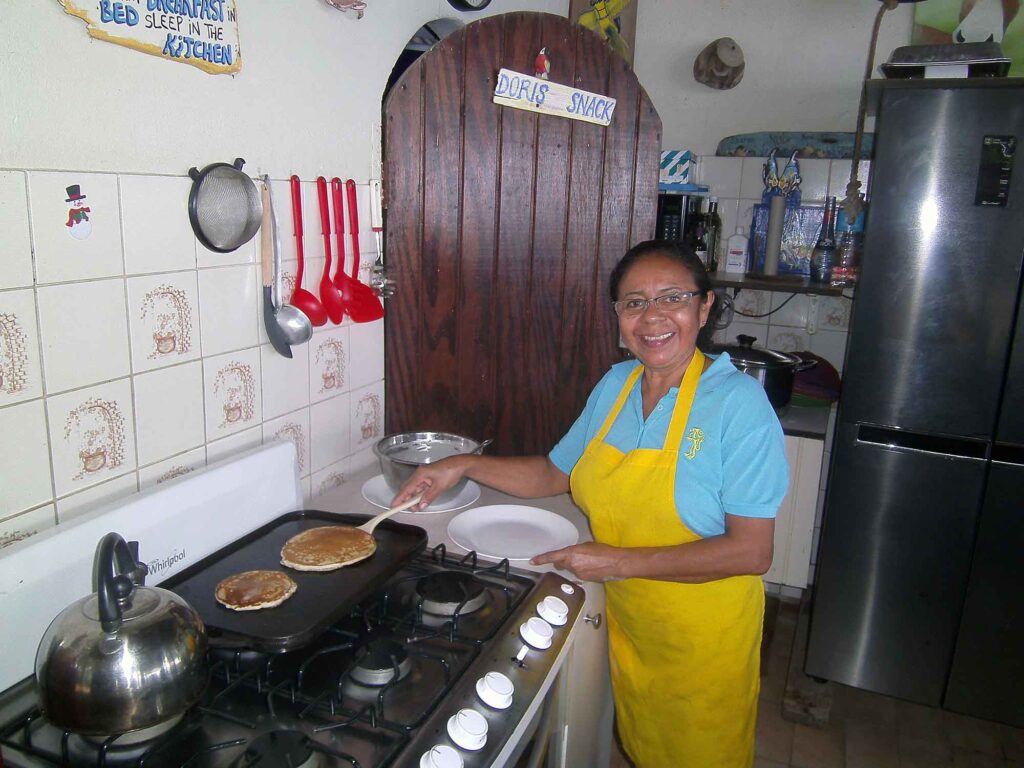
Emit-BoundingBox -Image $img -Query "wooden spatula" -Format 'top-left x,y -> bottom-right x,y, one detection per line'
356,495 -> 423,535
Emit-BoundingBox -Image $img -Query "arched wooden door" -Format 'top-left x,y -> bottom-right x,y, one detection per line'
383,11 -> 661,456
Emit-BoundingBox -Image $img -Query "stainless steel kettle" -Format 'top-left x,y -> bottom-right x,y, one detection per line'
34,532 -> 208,736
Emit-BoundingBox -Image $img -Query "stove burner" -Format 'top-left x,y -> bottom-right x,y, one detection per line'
350,639 -> 412,686
242,730 -> 318,768
82,713 -> 184,746
416,572 -> 488,617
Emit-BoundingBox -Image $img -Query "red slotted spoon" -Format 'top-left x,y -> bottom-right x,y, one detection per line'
289,175 -> 328,327
316,176 -> 345,324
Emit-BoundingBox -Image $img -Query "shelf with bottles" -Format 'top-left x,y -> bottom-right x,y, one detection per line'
707,271 -> 847,297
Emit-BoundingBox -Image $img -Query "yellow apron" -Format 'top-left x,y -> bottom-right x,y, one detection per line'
570,352 -> 764,768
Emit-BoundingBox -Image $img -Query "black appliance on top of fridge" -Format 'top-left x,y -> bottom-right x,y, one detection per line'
805,78 -> 1024,728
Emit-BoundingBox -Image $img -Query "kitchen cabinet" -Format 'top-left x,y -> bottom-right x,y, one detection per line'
764,434 -> 823,589
383,11 -> 661,456
550,582 -> 613,768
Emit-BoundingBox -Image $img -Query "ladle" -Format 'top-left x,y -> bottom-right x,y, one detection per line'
343,179 -> 385,322
259,178 -> 294,358
266,179 -> 312,346
315,176 -> 345,324
329,177 -> 362,323
289,175 -> 328,327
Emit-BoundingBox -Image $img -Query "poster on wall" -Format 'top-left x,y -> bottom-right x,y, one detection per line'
912,0 -> 1023,75
58,0 -> 241,75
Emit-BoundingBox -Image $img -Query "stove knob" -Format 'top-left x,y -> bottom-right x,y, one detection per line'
537,595 -> 569,626
447,708 -> 488,751
420,744 -> 464,768
519,616 -> 554,649
476,671 -> 514,709
560,583 -> 575,595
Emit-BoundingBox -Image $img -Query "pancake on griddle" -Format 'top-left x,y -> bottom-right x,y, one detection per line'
280,525 -> 377,572
215,570 -> 297,611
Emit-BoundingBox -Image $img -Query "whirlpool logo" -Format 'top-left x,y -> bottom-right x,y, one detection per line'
147,547 -> 186,577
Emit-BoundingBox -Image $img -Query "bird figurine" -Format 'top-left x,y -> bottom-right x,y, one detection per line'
534,47 -> 551,80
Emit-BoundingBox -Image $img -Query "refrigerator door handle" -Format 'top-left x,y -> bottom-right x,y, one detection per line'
855,424 -> 988,461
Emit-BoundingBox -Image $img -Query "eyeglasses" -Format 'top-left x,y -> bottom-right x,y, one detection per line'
612,290 -> 703,317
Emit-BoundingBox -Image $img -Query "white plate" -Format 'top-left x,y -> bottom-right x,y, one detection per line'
360,474 -> 481,515
447,505 -> 579,561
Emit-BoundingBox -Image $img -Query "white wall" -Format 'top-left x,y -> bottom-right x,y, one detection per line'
634,0 -> 914,155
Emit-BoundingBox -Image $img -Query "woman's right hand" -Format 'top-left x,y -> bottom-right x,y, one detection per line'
391,457 -> 471,511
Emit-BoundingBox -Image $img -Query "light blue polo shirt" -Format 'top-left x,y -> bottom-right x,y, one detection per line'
549,353 -> 789,538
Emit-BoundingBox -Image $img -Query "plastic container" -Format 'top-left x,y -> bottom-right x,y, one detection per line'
724,226 -> 749,273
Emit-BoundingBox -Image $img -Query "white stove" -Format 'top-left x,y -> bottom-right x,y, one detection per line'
0,442 -> 585,767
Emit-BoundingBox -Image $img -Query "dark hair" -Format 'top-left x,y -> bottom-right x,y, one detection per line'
608,240 -> 712,302
608,240 -> 720,351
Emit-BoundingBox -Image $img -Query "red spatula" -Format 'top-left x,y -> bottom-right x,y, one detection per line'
343,179 -> 384,323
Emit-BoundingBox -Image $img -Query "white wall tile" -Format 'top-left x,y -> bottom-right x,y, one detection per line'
37,278 -> 130,394
196,238 -> 257,270
139,447 -> 206,490
348,318 -> 384,391
263,410 -> 311,477
828,159 -> 871,199
121,175 -> 196,274
768,292 -> 810,329
46,377 -> 137,497
796,159 -> 830,203
309,326 -> 349,404
350,381 -> 384,455
310,393 -> 351,473
0,505 -> 55,550
736,198 -> 762,241
818,295 -> 851,332
350,445 -> 377,474
197,265 -> 258,355
0,400 -> 53,518
767,326 -> 810,353
0,171 -> 33,290
311,457 -> 350,499
808,328 -> 849,375
134,361 -> 205,466
301,474 -> 313,504
731,289 -> 771,321
206,426 -> 262,464
713,197 -> 740,258
269,178 -> 300,263
203,348 -> 262,439
261,341 -> 310,420
695,157 -> 742,199
29,172 -> 124,283
127,271 -> 201,373
57,472 -> 139,523
715,319 -> 768,348
739,157 -> 769,200
0,288 -> 44,405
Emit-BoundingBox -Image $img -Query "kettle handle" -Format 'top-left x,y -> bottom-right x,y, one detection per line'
95,533 -> 138,633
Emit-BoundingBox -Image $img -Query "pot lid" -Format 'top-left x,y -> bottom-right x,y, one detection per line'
713,334 -> 800,369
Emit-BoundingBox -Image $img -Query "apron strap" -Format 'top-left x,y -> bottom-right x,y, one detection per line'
665,349 -> 705,449
593,365 -> 644,444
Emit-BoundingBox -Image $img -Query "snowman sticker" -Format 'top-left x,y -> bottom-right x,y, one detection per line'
64,184 -> 92,240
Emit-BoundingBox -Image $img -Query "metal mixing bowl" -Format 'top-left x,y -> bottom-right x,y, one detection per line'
373,432 -> 480,504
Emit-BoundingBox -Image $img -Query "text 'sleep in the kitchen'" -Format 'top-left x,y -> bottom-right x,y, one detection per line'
492,68 -> 616,127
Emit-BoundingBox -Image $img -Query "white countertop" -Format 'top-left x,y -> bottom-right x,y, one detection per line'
314,464 -> 595,581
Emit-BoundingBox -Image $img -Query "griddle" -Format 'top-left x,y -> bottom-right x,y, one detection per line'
161,510 -> 427,653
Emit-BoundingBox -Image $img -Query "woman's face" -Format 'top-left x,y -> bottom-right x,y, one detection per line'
616,254 -> 714,376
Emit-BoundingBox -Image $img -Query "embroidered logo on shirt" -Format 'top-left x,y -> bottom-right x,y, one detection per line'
684,427 -> 705,460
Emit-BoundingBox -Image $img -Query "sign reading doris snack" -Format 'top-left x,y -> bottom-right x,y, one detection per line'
58,0 -> 241,75
492,68 -> 616,126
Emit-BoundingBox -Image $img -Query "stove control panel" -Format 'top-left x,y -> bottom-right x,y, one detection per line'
404,571 -> 586,767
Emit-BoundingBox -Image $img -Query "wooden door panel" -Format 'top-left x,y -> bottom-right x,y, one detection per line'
384,12 -> 660,456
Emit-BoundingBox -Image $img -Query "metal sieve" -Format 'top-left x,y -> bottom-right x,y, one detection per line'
187,158 -> 262,253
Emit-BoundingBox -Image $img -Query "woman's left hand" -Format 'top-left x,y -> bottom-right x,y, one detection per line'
531,542 -> 624,582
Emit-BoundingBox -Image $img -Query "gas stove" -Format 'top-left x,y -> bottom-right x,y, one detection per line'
0,444 -> 585,768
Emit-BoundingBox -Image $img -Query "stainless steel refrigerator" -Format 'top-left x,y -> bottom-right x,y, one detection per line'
805,78 -> 1024,728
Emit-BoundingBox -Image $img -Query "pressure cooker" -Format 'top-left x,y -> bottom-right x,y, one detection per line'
710,334 -> 816,411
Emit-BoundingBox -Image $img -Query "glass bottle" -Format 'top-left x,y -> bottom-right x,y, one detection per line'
704,197 -> 722,272
810,197 -> 837,284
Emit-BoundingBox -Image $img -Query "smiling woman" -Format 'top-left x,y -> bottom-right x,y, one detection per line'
391,239 -> 789,768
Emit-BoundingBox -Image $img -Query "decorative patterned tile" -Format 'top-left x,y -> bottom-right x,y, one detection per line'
0,400 -> 53,518
0,171 -> 33,290
311,458 -> 349,499
29,172 -> 124,283
0,288 -> 43,405
46,378 -> 137,497
197,265 -> 258,356
349,381 -> 383,455
203,348 -> 262,440
206,426 -> 262,464
818,296 -> 851,332
769,292 -> 810,329
37,278 -> 131,394
732,289 -> 771,321
348,318 -> 384,391
767,326 -> 810,354
261,341 -> 310,420
309,325 -> 349,404
0,505 -> 55,551
127,271 -> 201,372
138,447 -> 206,490
310,393 -> 351,473
133,361 -> 205,466
56,472 -> 139,523
120,175 -> 196,275
716,319 -> 767,348
262,409 -> 311,477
